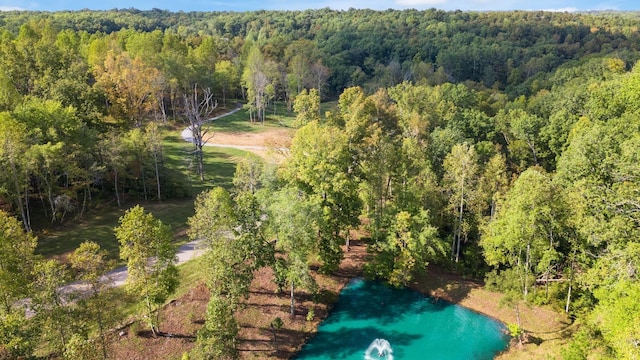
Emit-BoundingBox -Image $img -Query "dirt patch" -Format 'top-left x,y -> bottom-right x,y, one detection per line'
106,237 -> 569,359
209,129 -> 293,162
105,240 -> 367,359
211,129 -> 293,148
108,283 -> 209,359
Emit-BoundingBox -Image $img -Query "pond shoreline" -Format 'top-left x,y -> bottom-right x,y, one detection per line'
405,268 -> 571,359
296,277 -> 510,359
106,237 -> 569,359
293,239 -> 571,359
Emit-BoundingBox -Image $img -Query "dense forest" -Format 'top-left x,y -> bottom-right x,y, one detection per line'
0,8 -> 639,359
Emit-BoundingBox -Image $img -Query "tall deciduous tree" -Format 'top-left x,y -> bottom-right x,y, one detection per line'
0,210 -> 36,312
94,51 -> 164,127
283,120 -> 361,272
509,109 -> 545,166
292,88 -> 320,128
32,259 -> 74,355
367,210 -> 445,287
0,68 -> 20,111
189,186 -> 272,359
188,188 -> 237,359
309,59 -> 330,102
443,142 -> 479,263
115,205 -> 178,336
242,46 -> 278,124
215,60 -> 238,107
0,210 -> 37,357
0,114 -> 31,231
267,187 -> 319,316
98,130 -> 129,208
232,156 -> 264,195
481,167 -> 566,300
144,122 -> 164,201
69,241 -> 117,360
477,153 -> 509,220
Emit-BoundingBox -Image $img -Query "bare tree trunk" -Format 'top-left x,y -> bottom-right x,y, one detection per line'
524,242 -> 531,299
346,230 -> 350,252
290,282 -> 295,317
44,177 -> 56,224
95,295 -> 108,360
114,169 -> 121,208
154,152 -> 161,201
222,87 -> 226,108
183,84 -> 217,183
198,143 -> 205,182
170,91 -> 176,121
566,257 -> 574,313
455,176 -> 465,263
160,96 -> 167,122
141,162 -> 148,201
24,181 -> 31,231
81,184 -> 88,217
515,303 -> 523,345
527,140 -> 538,164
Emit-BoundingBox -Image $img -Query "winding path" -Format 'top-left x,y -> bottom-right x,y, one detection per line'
17,240 -> 206,318
49,106 -> 254,300
19,106 -> 280,318
62,240 -> 207,294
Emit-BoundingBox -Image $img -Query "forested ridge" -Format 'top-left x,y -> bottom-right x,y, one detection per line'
0,8 -> 639,359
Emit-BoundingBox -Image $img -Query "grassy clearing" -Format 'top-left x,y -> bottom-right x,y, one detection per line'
35,199 -> 197,262
320,100 -> 338,115
209,101 -> 338,137
36,131 -> 249,261
172,256 -> 207,299
35,99 -> 329,261
205,102 -> 297,133
162,131 -> 247,194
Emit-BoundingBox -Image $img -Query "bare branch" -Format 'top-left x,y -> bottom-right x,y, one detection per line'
183,84 -> 218,182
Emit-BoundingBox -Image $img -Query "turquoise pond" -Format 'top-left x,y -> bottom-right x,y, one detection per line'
294,278 -> 510,360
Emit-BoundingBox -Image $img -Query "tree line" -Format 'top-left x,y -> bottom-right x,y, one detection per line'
1,9 -> 640,227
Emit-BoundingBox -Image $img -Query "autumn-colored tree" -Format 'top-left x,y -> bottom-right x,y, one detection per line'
94,51 -> 164,127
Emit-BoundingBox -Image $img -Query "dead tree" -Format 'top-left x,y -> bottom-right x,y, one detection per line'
184,85 -> 217,182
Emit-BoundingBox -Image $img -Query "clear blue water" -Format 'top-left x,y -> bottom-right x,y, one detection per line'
294,278 -> 510,360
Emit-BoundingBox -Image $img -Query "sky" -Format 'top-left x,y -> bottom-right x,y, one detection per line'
0,0 -> 638,13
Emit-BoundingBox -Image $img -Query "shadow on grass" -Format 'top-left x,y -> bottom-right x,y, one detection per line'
35,128 -> 246,261
34,198 -> 200,262
136,330 -> 196,340
411,267 -> 475,305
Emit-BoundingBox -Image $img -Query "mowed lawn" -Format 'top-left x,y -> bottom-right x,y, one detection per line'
202,100 -> 337,133
34,101 -> 327,261
35,128 -> 250,262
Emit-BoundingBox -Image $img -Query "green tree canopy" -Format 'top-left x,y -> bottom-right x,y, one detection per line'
115,205 -> 178,335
